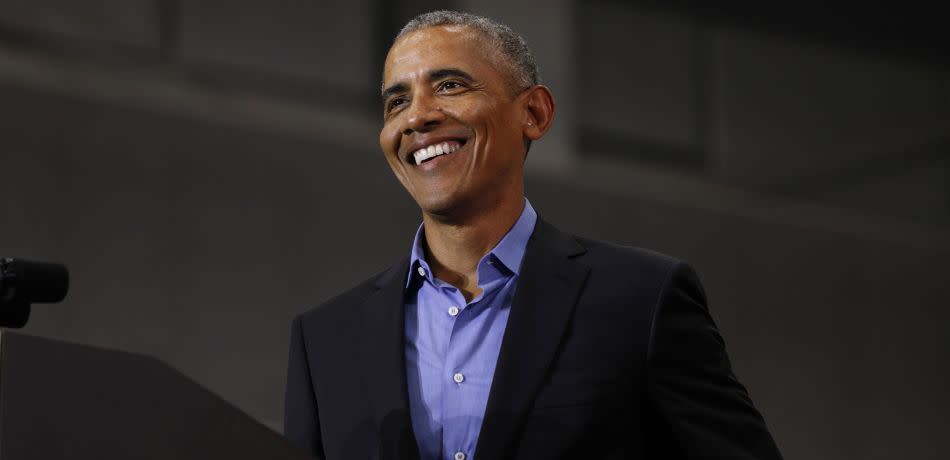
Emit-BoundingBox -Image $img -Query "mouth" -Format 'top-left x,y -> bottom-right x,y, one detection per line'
409,139 -> 467,166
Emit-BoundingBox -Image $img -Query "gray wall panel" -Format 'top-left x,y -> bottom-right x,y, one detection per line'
578,4 -> 698,147
711,30 -> 950,186
178,1 -> 375,92
0,0 -> 162,49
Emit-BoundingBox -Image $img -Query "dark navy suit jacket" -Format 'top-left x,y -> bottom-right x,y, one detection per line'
284,219 -> 783,459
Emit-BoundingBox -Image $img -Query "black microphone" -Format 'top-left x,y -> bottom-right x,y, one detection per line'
0,258 -> 70,328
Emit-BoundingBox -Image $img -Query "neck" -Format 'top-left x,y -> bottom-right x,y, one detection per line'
422,196 -> 525,302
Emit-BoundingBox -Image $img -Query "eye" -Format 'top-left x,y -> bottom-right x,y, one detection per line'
386,96 -> 407,113
438,80 -> 466,92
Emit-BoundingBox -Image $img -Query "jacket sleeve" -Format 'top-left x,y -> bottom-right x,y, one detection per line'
646,263 -> 783,459
284,314 -> 325,459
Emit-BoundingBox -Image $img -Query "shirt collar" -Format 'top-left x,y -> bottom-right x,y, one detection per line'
406,198 -> 538,288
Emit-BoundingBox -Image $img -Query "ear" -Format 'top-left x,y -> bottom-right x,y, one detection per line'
521,85 -> 555,141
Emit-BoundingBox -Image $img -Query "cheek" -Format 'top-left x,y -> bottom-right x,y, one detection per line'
480,114 -> 519,151
379,125 -> 401,160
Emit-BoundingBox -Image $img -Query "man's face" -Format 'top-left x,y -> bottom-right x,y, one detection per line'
379,26 -> 528,219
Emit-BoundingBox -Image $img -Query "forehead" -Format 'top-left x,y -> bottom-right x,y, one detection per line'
383,26 -> 497,84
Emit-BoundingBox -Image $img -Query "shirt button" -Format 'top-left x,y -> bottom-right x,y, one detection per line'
454,452 -> 466,460
448,306 -> 460,316
417,266 -> 426,277
453,372 -> 465,384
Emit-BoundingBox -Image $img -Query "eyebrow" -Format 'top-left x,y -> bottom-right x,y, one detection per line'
381,67 -> 476,101
381,82 -> 408,102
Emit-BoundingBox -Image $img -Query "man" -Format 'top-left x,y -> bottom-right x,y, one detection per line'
285,10 -> 782,460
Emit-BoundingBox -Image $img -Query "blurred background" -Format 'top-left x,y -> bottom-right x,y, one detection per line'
1,1 -> 947,458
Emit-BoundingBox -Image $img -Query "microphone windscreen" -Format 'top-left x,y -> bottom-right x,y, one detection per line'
4,259 -> 70,303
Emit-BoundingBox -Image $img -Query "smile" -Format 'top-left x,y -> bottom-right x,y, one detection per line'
412,140 -> 464,165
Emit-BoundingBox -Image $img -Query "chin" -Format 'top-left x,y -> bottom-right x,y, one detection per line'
417,197 -> 459,218
414,191 -> 474,220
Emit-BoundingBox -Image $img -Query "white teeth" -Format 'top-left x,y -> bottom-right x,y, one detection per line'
412,140 -> 463,165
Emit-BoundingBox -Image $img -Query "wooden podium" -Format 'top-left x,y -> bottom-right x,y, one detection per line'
0,331 -> 312,459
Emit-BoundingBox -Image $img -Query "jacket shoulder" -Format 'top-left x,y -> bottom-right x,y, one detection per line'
572,232 -> 705,297
295,262 -> 399,327
571,233 -> 706,307
574,235 -> 682,273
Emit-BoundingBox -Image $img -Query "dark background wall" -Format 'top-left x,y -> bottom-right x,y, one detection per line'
1,2 -> 947,459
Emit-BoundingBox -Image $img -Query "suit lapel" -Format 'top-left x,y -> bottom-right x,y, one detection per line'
475,220 -> 590,459
358,258 -> 421,460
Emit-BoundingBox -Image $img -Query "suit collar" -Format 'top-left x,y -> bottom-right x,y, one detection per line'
361,258 -> 421,460
526,217 -> 587,259
475,218 -> 590,458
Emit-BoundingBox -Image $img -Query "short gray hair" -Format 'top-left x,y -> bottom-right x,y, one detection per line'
395,10 -> 540,92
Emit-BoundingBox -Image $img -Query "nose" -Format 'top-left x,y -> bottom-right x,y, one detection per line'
403,93 -> 446,135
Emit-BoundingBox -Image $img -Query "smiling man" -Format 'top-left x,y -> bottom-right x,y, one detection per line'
284,10 -> 782,460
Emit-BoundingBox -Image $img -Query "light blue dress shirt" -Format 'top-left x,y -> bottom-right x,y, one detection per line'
404,199 -> 538,460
